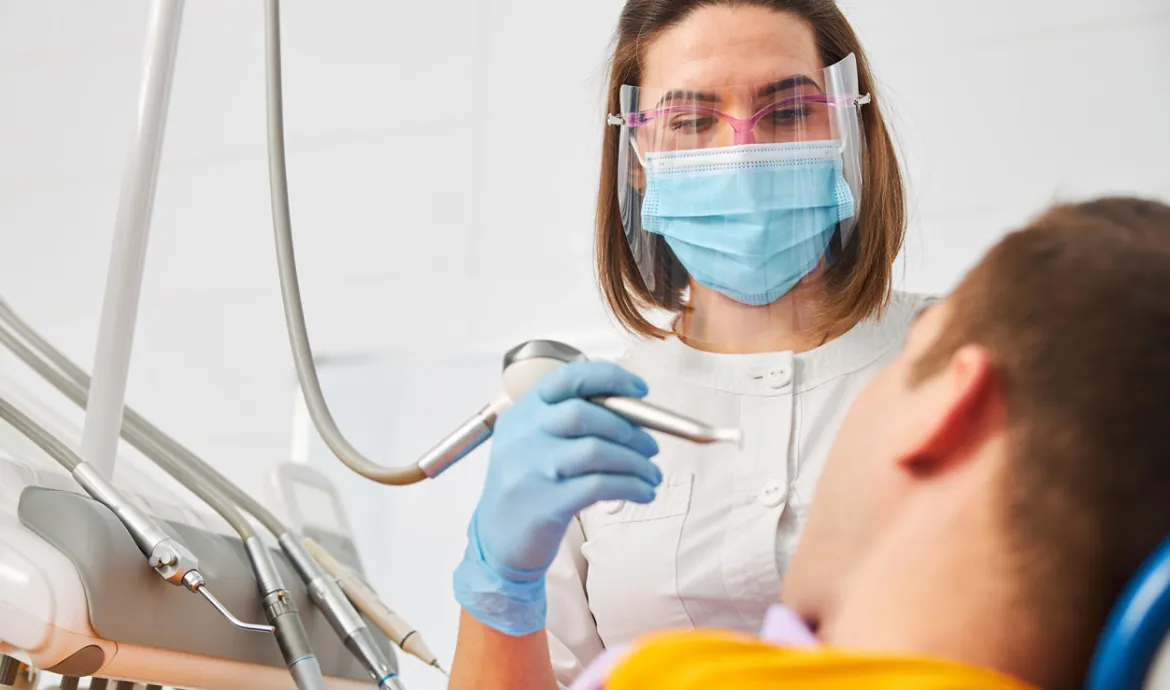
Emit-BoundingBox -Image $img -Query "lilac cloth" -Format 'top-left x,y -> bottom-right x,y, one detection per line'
567,605 -> 817,690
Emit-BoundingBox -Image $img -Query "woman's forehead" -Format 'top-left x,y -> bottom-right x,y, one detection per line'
640,6 -> 822,90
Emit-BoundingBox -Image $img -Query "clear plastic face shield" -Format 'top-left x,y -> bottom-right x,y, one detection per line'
609,54 -> 869,347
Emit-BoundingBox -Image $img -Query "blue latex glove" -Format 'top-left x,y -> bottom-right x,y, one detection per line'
454,361 -> 663,636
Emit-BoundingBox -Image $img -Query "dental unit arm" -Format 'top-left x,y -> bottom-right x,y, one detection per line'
0,301 -> 409,689
0,397 -> 247,622
0,0 -> 297,671
0,0 -> 276,644
0,315 -> 335,690
0,0 -> 398,684
0,384 -> 392,689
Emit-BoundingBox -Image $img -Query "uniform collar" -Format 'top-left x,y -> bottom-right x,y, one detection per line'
626,292 -> 930,397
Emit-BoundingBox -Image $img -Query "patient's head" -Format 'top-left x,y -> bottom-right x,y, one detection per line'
783,197 -> 1170,688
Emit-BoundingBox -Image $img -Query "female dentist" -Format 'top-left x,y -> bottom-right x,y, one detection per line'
450,1 -> 929,687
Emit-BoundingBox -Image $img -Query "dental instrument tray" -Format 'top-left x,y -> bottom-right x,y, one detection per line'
0,454 -> 391,689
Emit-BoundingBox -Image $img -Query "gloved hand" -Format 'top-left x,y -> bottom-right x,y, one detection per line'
454,361 -> 663,636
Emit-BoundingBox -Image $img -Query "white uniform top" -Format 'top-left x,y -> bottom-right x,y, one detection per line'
544,291 -> 933,685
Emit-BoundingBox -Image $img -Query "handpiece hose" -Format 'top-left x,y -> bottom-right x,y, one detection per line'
263,0 -> 425,487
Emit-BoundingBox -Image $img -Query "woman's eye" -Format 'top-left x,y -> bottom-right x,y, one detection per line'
669,116 -> 716,132
770,105 -> 808,124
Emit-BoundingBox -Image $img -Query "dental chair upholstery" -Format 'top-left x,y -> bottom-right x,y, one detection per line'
1088,538 -> 1170,689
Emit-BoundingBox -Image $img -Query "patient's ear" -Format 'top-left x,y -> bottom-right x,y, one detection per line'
897,344 -> 998,475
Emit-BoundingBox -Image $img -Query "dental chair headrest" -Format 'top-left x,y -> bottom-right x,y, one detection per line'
1087,537 -> 1170,690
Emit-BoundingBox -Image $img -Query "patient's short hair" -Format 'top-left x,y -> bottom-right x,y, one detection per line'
912,197 -> 1170,673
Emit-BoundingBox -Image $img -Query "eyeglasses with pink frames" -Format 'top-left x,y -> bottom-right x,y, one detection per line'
608,92 -> 871,147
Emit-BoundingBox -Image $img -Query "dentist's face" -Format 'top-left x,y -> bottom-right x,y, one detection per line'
639,5 -> 830,151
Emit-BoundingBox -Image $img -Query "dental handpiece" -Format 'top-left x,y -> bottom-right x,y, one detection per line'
590,395 -> 743,446
302,537 -> 446,676
504,341 -> 743,445
417,340 -> 743,477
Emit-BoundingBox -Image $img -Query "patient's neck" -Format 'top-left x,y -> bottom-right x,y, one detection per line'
817,474 -> 1059,688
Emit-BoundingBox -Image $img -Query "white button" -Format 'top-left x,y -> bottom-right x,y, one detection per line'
766,367 -> 792,389
604,500 -> 625,514
759,480 -> 787,508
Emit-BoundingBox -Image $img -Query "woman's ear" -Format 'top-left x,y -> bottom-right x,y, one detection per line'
630,140 -> 647,193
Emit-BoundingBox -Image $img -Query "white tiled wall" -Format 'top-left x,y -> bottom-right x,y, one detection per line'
0,1 -> 1168,680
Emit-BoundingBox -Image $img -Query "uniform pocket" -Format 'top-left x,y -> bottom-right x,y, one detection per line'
578,472 -> 694,646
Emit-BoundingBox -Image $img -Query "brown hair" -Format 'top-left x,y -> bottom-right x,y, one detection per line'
596,0 -> 905,339
912,197 -> 1170,681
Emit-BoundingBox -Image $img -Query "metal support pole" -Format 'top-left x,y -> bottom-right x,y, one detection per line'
81,0 -> 184,479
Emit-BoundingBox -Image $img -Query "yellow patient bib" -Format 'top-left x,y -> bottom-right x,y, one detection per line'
606,630 -> 1038,690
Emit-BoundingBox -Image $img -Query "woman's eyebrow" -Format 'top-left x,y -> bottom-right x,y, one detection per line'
656,89 -> 720,107
755,74 -> 823,98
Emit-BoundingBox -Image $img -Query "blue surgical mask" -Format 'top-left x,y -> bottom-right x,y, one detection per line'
640,140 -> 856,306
